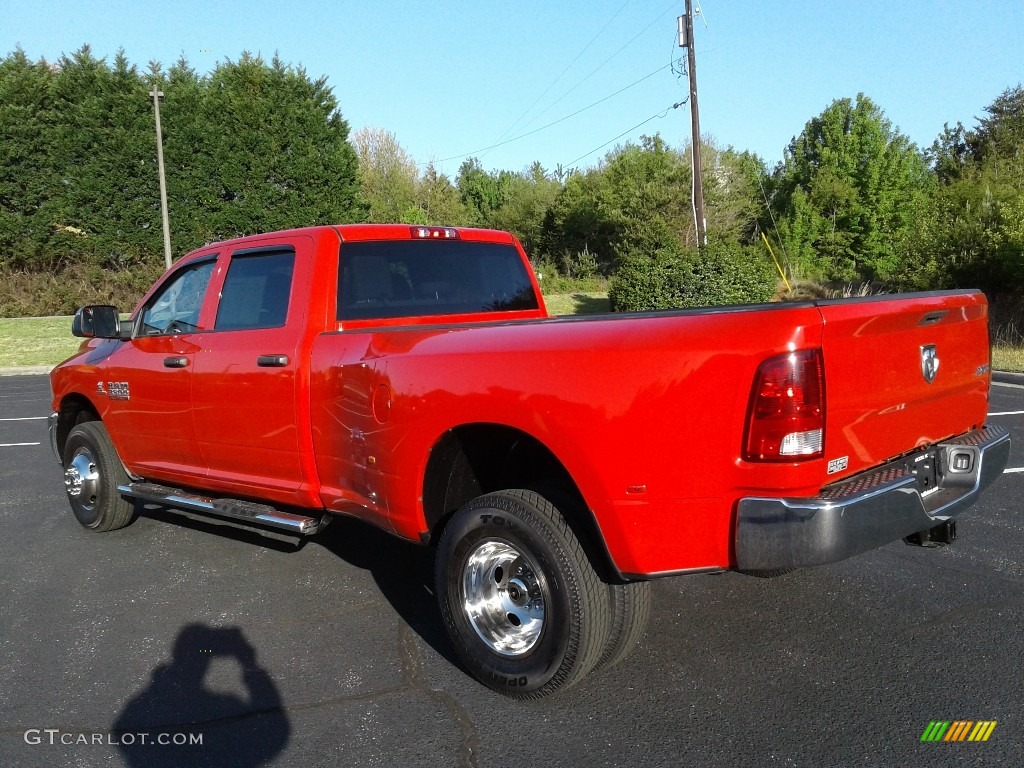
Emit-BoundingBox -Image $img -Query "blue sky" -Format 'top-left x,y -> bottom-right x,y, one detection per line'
3,0 -> 1022,176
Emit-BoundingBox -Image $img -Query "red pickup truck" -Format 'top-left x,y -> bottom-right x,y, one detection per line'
49,224 -> 1010,698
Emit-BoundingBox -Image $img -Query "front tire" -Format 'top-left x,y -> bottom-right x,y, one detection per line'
62,421 -> 134,532
435,489 -> 611,698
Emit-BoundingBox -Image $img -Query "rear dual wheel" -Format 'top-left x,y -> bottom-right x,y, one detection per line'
435,489 -> 649,698
596,580 -> 652,672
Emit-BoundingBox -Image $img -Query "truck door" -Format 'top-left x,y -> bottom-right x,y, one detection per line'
101,256 -> 217,483
191,239 -> 314,505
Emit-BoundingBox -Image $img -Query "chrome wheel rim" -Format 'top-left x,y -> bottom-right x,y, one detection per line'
462,539 -> 545,657
65,449 -> 100,512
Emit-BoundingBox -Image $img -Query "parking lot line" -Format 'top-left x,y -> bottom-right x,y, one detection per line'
1,442 -> 41,447
993,381 -> 1024,389
1004,467 -> 1024,474
989,411 -> 1024,416
0,416 -> 48,421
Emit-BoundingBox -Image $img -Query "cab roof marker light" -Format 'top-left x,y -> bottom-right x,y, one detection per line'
411,226 -> 460,240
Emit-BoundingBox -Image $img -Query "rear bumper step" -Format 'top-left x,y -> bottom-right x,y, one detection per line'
734,424 -> 1011,571
117,482 -> 327,536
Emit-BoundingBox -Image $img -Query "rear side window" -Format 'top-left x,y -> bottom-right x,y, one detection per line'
338,240 -> 539,320
216,249 -> 295,331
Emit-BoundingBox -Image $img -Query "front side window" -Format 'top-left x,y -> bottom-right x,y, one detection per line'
140,259 -> 216,336
338,240 -> 539,320
215,249 -> 295,331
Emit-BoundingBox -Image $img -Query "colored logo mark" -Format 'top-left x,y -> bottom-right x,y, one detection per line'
920,721 -> 997,742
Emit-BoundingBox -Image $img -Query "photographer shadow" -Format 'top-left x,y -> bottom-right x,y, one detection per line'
112,623 -> 289,767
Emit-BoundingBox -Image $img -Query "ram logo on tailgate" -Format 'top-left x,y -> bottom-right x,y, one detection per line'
921,345 -> 939,384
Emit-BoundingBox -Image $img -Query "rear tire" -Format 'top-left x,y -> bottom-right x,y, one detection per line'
594,581 -> 651,671
62,421 -> 134,532
434,489 -> 611,698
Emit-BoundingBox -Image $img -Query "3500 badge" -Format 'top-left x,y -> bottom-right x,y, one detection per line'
96,381 -> 130,401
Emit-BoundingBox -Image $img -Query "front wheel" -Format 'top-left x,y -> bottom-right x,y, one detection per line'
62,421 -> 134,532
434,489 -> 611,698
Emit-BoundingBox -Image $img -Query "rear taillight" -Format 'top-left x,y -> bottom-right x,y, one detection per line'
744,349 -> 825,461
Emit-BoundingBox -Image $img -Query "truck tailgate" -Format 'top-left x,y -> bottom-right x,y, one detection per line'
816,291 -> 991,478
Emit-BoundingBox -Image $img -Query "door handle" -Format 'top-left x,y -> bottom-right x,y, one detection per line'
163,356 -> 188,368
257,354 -> 289,367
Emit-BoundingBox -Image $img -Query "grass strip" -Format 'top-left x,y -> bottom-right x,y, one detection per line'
0,316 -> 80,368
3,304 -> 1024,373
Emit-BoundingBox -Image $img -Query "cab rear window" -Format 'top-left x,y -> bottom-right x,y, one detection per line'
337,240 -> 539,321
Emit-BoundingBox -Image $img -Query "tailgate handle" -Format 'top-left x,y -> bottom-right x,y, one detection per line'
919,310 -> 948,326
163,356 -> 188,368
257,354 -> 289,367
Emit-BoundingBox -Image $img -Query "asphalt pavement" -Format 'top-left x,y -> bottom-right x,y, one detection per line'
1,374 -> 1021,767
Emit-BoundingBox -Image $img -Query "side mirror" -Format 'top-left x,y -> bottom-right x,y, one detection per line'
72,305 -> 123,339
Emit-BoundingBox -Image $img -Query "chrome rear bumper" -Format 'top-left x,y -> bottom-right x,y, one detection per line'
734,425 -> 1011,571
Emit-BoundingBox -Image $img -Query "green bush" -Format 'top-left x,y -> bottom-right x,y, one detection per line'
531,257 -> 609,294
610,242 -> 775,312
0,263 -> 164,317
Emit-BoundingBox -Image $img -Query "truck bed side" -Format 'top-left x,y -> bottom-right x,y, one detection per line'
310,303 -> 825,574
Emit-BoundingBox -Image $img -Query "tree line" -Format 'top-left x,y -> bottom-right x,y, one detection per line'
0,46 -> 360,314
0,46 -> 1021,323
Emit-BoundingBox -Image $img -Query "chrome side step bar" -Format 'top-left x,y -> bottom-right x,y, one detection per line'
117,482 -> 327,536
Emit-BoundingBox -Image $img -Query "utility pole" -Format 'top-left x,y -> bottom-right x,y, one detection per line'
149,86 -> 173,269
678,0 -> 707,247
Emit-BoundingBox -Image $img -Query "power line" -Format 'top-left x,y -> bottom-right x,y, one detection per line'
756,171 -> 790,266
438,63 -> 672,164
563,101 -> 684,169
488,0 -> 632,149
518,0 -> 680,136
